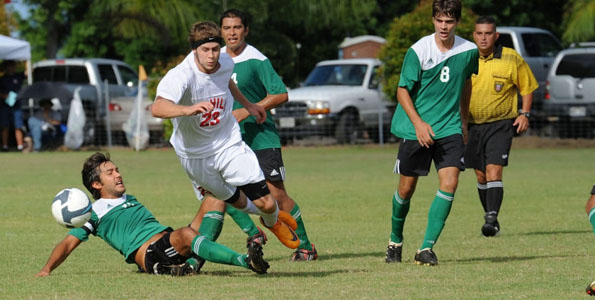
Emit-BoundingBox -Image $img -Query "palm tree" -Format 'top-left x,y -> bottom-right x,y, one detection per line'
92,0 -> 202,44
562,0 -> 595,43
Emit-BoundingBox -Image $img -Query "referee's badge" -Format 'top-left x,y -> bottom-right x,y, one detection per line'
494,81 -> 504,93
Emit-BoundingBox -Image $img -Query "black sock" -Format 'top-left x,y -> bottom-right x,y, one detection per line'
486,181 -> 503,216
477,182 -> 487,213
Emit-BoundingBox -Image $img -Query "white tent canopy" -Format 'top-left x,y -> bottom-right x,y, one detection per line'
0,34 -> 32,84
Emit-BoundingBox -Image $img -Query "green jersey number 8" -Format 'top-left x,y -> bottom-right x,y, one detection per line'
440,66 -> 450,83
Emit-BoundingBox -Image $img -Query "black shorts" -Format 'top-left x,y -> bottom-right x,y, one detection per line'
464,119 -> 514,171
143,231 -> 187,274
254,148 -> 285,182
394,134 -> 465,177
591,184 -> 595,195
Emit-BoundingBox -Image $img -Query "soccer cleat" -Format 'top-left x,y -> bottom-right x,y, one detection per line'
185,256 -> 205,274
290,244 -> 318,261
481,212 -> 500,237
160,262 -> 199,276
385,244 -> 402,263
414,248 -> 438,266
246,242 -> 270,274
587,280 -> 595,296
277,210 -> 298,230
246,227 -> 268,248
260,217 -> 300,249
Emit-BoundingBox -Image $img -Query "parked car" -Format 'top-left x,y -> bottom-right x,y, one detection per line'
25,58 -> 162,145
543,43 -> 595,138
272,58 -> 395,144
496,27 -> 563,129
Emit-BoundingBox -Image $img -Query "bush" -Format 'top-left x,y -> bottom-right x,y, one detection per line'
378,0 -> 477,101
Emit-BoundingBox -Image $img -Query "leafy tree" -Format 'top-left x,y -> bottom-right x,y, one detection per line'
465,0 -> 566,37
379,0 -> 476,100
562,0 -> 595,44
1,2 -> 18,36
16,0 -> 93,61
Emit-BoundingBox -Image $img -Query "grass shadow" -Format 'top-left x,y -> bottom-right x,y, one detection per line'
517,229 -> 591,236
449,253 -> 581,263
203,269 -> 355,278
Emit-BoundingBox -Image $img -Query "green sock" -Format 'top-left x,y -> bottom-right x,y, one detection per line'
390,191 -> 410,244
191,235 -> 248,268
589,207 -> 595,236
290,203 -> 313,251
198,211 -> 224,242
226,204 -> 260,236
420,190 -> 454,250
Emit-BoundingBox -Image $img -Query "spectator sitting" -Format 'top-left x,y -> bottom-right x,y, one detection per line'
27,98 -> 64,151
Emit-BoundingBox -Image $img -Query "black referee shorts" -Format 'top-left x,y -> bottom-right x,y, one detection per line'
253,148 -> 286,182
464,119 -> 514,172
394,134 -> 465,177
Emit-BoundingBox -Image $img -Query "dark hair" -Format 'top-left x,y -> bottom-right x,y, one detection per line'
475,15 -> 497,27
220,9 -> 249,28
432,0 -> 462,21
82,152 -> 111,200
188,21 -> 222,49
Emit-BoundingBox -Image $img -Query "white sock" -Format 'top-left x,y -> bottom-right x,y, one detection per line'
260,205 -> 279,228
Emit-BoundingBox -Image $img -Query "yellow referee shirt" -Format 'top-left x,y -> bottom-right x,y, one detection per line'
469,45 -> 538,124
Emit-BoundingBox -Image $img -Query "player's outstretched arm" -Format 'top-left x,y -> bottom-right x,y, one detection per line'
36,235 -> 82,277
232,93 -> 287,123
228,80 -> 266,124
397,87 -> 435,147
151,97 -> 213,119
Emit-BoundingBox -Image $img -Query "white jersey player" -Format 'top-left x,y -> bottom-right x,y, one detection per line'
151,21 -> 299,249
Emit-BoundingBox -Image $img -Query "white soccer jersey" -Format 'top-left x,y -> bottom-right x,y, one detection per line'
156,52 -> 242,158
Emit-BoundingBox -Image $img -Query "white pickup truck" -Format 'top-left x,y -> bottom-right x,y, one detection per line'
28,58 -> 162,144
273,58 -> 395,144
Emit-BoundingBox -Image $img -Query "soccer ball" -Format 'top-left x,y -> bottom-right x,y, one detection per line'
51,188 -> 92,228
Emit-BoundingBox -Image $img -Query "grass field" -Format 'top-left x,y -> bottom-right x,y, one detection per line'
1,142 -> 594,299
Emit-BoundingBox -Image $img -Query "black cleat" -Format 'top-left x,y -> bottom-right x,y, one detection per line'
385,244 -> 402,263
481,212 -> 500,237
586,280 -> 595,296
414,248 -> 438,266
161,261 -> 199,276
246,242 -> 270,274
247,227 -> 268,248
290,244 -> 318,262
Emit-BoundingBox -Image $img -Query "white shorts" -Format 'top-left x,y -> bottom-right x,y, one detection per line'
179,141 -> 265,201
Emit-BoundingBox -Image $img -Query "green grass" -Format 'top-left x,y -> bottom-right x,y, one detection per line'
1,144 -> 594,299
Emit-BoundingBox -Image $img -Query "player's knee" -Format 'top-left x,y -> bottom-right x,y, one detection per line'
239,180 -> 271,202
586,196 -> 595,214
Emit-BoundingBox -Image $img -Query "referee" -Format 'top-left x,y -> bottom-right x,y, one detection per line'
465,16 -> 538,237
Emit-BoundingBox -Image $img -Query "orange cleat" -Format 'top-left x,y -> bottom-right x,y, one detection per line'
277,210 -> 298,230
260,217 -> 300,249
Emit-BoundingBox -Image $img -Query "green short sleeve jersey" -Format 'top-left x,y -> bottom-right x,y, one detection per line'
68,194 -> 170,264
222,45 -> 287,150
391,34 -> 478,140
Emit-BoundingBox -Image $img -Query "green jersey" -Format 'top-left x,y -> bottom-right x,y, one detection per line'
222,44 -> 287,150
69,194 -> 170,264
392,34 -> 478,140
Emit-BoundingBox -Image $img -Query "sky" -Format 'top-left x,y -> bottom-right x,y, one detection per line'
5,0 -> 30,36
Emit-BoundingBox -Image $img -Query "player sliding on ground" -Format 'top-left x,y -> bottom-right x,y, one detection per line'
151,21 -> 299,250
36,152 -> 270,277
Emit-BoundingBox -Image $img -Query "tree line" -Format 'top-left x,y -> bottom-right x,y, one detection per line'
2,0 -> 593,90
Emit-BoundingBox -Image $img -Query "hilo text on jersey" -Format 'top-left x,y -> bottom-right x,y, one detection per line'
210,97 -> 225,109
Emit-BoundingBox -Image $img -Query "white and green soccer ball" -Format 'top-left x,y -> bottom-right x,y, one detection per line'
51,188 -> 92,228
